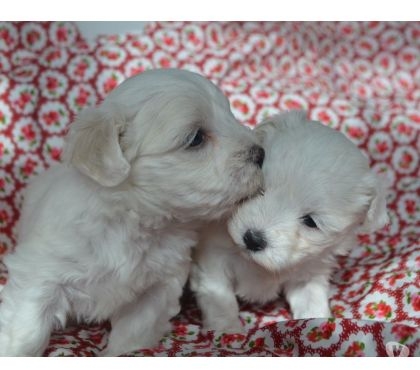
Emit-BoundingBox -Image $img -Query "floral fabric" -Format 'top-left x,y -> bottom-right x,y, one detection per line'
0,21 -> 419,356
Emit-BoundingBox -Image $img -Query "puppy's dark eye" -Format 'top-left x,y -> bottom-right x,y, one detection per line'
187,129 -> 206,148
301,214 -> 317,228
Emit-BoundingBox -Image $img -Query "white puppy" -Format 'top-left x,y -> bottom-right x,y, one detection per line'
191,110 -> 388,333
0,69 -> 265,356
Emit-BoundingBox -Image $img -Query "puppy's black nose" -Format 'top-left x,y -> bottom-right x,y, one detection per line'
249,145 -> 265,168
243,229 -> 267,252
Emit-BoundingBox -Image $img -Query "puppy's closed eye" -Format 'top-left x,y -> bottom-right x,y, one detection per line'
301,214 -> 318,228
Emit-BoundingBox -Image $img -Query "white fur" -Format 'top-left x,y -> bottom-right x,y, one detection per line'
191,110 -> 389,333
0,69 -> 264,356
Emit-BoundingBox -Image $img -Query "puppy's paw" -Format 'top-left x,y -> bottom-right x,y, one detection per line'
293,307 -> 332,319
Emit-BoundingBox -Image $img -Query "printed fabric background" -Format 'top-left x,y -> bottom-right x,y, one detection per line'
0,21 -> 419,356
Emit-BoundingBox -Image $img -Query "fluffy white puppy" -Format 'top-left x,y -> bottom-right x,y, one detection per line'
0,69 -> 265,356
191,110 -> 388,333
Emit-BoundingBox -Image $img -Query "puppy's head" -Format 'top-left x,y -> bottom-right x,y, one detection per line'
63,69 -> 264,221
228,111 -> 389,272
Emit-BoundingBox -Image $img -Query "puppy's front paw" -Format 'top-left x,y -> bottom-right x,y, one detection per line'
293,307 -> 331,319
203,317 -> 244,335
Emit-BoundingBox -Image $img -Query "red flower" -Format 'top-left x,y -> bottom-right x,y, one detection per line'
174,325 -> 188,337
387,272 -> 405,286
187,31 -> 200,45
210,64 -> 223,75
16,92 -> 32,109
75,88 -> 90,106
319,321 -> 335,339
257,90 -> 270,99
75,61 -> 88,77
400,152 -> 413,168
397,123 -> 413,135
43,111 -> 60,126
100,50 -> 119,60
159,58 -> 171,68
162,35 -> 174,46
347,126 -> 364,139
331,305 -> 345,318
405,200 -> 416,215
358,234 -> 371,244
129,66 -> 145,77
21,124 -> 36,141
344,341 -> 365,356
284,99 -> 302,110
232,100 -> 249,115
49,147 -> 62,161
27,30 -> 40,44
391,325 -> 417,342
0,28 -> 14,46
0,242 -> 7,254
22,158 -> 37,176
132,40 -> 148,51
0,209 -> 9,224
104,77 -> 118,94
254,337 -> 265,347
220,333 -> 245,346
0,178 -> 5,190
412,294 -> 420,311
46,76 -> 59,90
376,141 -> 388,153
0,142 -> 4,156
56,27 -> 68,42
46,49 -> 61,63
364,301 -> 392,319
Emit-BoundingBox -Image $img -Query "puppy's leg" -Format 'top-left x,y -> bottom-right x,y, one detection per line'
0,283 -> 62,356
284,275 -> 331,319
102,276 -> 186,357
190,264 -> 243,334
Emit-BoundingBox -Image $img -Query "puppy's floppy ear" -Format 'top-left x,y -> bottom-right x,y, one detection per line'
360,172 -> 389,233
63,104 -> 130,187
254,110 -> 309,144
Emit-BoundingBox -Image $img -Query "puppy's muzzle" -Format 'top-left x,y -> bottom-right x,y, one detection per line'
248,145 -> 265,168
243,229 -> 267,252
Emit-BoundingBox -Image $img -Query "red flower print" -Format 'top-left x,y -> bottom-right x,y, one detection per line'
0,178 -> 5,190
0,242 -> 7,254
159,57 -> 171,68
21,124 -> 36,141
104,77 -> 118,94
257,90 -> 270,99
187,31 -> 200,46
0,28 -> 14,46
358,234 -> 371,244
405,200 -> 416,215
162,35 -> 174,46
46,76 -> 59,90
210,29 -> 219,44
46,49 -> 61,63
132,40 -> 148,52
392,325 -> 417,343
210,64 -> 223,75
319,321 -> 335,339
388,235 -> 401,248
220,333 -> 245,346
0,111 -> 5,124
254,337 -> 265,347
331,305 -> 345,318
100,50 -> 119,61
344,341 -> 365,356
27,30 -> 40,44
43,111 -> 60,126
400,152 -> 413,169
0,142 -> 4,156
16,92 -> 32,110
364,300 -> 392,319
412,294 -> 420,311
22,158 -> 37,176
0,209 -> 9,225
49,147 -> 62,161
129,66 -> 145,76
387,272 -> 406,286
397,123 -> 413,136
75,61 -> 88,78
174,325 -> 188,337
233,100 -> 249,115
56,27 -> 68,42
376,141 -> 388,153
347,126 -> 364,139
75,88 -> 90,106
